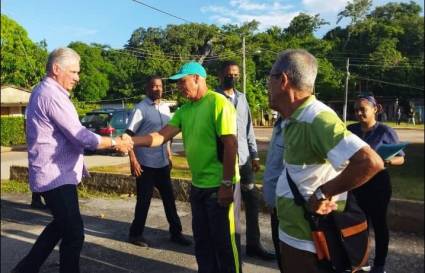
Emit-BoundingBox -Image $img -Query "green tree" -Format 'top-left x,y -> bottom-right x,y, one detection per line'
285,13 -> 329,38
68,42 -> 111,101
337,0 -> 373,49
0,14 -> 47,88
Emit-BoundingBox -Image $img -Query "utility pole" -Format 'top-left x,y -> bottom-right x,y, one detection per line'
343,58 -> 350,123
242,36 -> 246,93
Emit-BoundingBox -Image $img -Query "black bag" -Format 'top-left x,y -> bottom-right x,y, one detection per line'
286,171 -> 370,273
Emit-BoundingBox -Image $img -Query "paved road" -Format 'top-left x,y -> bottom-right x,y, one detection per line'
2,128 -> 422,180
254,127 -> 424,143
1,193 -> 423,273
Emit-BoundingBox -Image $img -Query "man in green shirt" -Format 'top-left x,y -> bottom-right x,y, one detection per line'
131,62 -> 242,273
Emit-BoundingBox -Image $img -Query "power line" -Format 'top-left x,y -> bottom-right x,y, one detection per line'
355,76 -> 424,90
131,0 -> 191,23
349,63 -> 423,69
76,89 -> 177,104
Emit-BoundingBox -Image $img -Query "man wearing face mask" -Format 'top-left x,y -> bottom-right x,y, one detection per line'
126,76 -> 191,248
215,61 -> 275,261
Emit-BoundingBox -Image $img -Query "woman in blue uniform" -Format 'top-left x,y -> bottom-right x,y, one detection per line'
348,95 -> 405,273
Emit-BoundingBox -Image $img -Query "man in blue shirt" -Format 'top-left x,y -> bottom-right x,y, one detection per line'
263,116 -> 285,272
216,61 -> 275,260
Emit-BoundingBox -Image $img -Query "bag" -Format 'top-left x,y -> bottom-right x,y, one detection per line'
286,171 -> 370,273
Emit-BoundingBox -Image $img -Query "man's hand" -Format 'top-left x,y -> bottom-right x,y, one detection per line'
130,158 -> 143,177
252,158 -> 260,173
218,185 -> 233,207
307,195 -> 338,215
114,134 -> 134,154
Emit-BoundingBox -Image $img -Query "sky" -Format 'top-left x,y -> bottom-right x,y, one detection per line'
1,0 -> 424,51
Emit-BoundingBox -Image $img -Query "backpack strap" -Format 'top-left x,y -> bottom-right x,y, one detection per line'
286,170 -> 319,230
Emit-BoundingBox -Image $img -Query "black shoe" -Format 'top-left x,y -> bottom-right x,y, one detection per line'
170,233 -> 192,246
30,200 -> 47,210
128,235 -> 150,247
246,244 -> 276,261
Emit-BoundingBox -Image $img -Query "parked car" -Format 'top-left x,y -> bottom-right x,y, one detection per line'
80,108 -> 132,155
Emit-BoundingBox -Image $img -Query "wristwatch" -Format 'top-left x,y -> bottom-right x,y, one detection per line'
221,180 -> 233,187
111,137 -> 116,148
313,186 -> 327,201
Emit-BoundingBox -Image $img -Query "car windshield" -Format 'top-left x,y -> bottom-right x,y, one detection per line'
110,111 -> 130,129
81,113 -> 110,128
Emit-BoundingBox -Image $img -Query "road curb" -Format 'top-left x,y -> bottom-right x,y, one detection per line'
9,165 -> 424,235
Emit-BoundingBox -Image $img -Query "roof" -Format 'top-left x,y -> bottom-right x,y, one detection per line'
1,85 -> 31,105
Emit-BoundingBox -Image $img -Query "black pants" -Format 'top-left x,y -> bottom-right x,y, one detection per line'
191,185 -> 242,273
14,184 -> 84,273
239,161 -> 261,247
129,165 -> 182,237
352,170 -> 392,267
31,192 -> 44,203
271,208 -> 283,272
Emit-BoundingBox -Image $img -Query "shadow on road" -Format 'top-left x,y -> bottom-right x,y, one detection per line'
1,198 -> 280,272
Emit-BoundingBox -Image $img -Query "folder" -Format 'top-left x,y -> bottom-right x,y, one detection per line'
376,142 -> 408,161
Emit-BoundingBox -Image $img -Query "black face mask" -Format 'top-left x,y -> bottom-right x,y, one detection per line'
222,76 -> 238,89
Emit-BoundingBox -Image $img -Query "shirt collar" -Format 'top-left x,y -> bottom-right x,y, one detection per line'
144,97 -> 159,106
44,76 -> 71,97
215,87 -> 240,98
291,95 -> 316,120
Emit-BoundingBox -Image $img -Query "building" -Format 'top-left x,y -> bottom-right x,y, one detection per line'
1,85 -> 31,116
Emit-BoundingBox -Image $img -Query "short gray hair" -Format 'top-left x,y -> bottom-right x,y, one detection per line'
46,47 -> 80,73
272,49 -> 318,92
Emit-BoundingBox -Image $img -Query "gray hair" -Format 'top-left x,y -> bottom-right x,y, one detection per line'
46,47 -> 80,73
272,49 -> 318,92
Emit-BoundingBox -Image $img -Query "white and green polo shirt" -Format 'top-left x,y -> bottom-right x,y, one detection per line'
276,95 -> 367,253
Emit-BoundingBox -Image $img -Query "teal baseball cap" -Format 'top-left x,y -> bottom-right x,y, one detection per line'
169,61 -> 207,80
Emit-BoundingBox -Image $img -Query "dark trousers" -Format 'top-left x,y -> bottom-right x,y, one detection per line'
31,192 -> 44,203
352,170 -> 392,267
129,165 -> 182,237
14,184 -> 84,273
239,161 -> 260,247
280,241 -> 332,273
191,185 -> 242,273
271,209 -> 283,272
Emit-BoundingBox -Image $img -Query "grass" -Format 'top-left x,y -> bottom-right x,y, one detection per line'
1,179 -> 30,193
387,143 -> 424,201
4,144 -> 422,201
1,179 -> 124,199
89,154 -> 192,179
346,120 -> 424,130
91,147 -> 424,201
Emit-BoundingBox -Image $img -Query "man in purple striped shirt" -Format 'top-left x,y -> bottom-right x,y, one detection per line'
12,47 -> 133,273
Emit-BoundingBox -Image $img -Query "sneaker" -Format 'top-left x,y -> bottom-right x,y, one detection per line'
360,265 -> 371,272
170,234 -> 192,246
128,235 -> 150,247
370,265 -> 386,273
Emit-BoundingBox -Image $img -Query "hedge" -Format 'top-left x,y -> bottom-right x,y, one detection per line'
0,116 -> 26,146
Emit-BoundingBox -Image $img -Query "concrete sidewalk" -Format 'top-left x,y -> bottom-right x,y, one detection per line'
2,193 -> 424,273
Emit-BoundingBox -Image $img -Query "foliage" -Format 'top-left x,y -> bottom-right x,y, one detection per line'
2,3 -> 424,123
0,117 -> 26,145
326,1 -> 424,98
0,14 -> 47,88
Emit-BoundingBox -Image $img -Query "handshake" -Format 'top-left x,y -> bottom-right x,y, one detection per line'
113,133 -> 134,154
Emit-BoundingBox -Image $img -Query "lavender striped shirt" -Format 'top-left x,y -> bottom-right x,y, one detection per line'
26,77 -> 101,192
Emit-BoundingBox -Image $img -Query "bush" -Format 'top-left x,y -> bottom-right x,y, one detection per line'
0,116 -> 26,146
